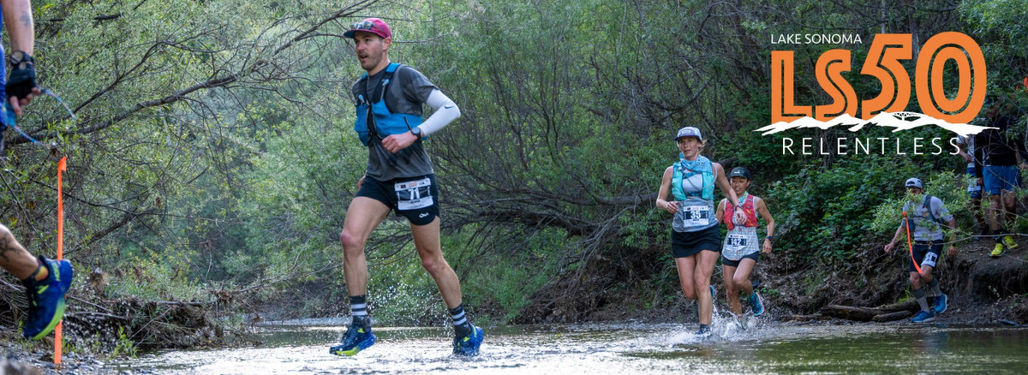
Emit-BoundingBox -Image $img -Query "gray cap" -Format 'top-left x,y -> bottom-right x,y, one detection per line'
904,177 -> 923,189
674,126 -> 703,141
729,167 -> 751,180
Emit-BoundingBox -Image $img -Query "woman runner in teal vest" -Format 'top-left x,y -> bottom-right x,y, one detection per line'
656,126 -> 742,337
715,167 -> 775,318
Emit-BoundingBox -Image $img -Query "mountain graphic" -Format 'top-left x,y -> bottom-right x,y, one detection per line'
755,112 -> 995,136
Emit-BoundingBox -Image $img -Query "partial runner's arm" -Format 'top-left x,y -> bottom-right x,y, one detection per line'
946,218 -> 958,256
884,222 -> 904,253
756,197 -> 775,253
715,199 -> 725,224
417,89 -> 460,136
2,0 -> 33,54
380,89 -> 460,153
656,166 -> 677,214
713,163 -> 742,221
1,0 -> 41,115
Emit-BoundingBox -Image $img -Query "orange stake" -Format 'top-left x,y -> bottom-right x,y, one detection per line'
55,156 -> 66,366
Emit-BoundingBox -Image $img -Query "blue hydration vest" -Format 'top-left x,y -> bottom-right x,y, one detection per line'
354,63 -> 423,146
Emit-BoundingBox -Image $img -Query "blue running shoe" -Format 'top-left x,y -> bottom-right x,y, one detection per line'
330,322 -> 377,356
694,324 -> 711,338
933,293 -> 948,314
22,257 -> 74,340
453,324 -> 484,357
750,292 -> 765,317
911,310 -> 935,323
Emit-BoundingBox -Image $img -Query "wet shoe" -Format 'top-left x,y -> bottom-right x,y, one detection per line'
453,324 -> 484,357
1003,235 -> 1019,250
330,322 -> 377,356
750,292 -> 765,317
991,243 -> 1005,258
22,257 -> 74,340
694,324 -> 711,338
911,310 -> 935,323
933,293 -> 948,314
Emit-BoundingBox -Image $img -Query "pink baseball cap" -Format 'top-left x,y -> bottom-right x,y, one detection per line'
344,18 -> 392,40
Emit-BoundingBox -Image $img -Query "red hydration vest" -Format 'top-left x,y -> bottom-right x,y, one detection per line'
724,194 -> 758,230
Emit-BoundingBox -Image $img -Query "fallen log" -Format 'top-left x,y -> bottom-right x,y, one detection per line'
822,305 -> 878,321
877,300 -> 919,313
872,310 -> 912,322
822,301 -> 921,322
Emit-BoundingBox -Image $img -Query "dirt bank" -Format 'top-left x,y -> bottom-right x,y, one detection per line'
519,235 -> 1028,326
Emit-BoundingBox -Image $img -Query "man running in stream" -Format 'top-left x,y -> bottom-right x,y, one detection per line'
330,18 -> 483,357
715,167 -> 774,318
884,178 -> 957,323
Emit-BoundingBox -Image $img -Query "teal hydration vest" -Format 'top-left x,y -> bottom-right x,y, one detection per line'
354,63 -> 424,146
670,155 -> 717,232
671,154 -> 715,201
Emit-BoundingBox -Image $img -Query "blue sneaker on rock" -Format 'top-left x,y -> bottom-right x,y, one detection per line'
933,293 -> 948,314
330,322 -> 377,356
22,257 -> 74,340
750,292 -> 765,317
453,324 -> 484,357
911,310 -> 935,323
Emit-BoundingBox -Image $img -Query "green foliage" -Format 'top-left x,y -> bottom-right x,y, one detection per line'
111,326 -> 138,358
460,227 -> 571,324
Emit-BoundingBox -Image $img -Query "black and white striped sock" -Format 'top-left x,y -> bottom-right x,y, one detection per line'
350,295 -> 369,327
450,304 -> 473,337
449,304 -> 467,326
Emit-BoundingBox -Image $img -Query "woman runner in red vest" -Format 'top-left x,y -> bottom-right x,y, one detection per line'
715,167 -> 775,317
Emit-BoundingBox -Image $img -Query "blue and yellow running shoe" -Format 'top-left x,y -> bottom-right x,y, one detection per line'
750,292 -> 765,317
22,256 -> 74,340
452,324 -> 484,357
330,322 -> 377,356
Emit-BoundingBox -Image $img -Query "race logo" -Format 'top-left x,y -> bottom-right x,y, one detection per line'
766,32 -> 991,155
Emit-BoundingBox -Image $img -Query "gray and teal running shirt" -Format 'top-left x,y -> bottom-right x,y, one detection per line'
351,64 -> 438,180
902,195 -> 954,241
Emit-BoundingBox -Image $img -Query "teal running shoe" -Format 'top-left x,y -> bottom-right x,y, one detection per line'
933,293 -> 948,314
750,292 -> 765,317
911,310 -> 935,323
22,256 -> 74,340
330,322 -> 376,356
453,324 -> 484,357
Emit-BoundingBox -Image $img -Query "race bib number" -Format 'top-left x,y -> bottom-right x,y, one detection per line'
921,252 -> 938,268
681,205 -> 711,226
394,178 -> 433,210
726,234 -> 748,248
